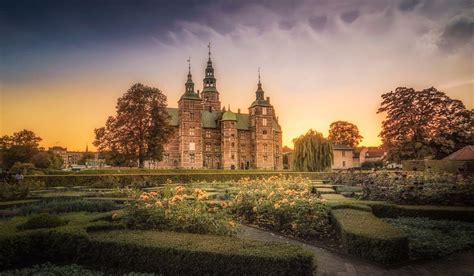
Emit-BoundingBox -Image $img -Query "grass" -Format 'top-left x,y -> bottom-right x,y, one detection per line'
384,217 -> 474,259
316,188 -> 336,194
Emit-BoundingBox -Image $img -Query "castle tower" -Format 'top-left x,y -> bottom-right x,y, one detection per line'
249,69 -> 281,169
221,106 -> 238,170
178,58 -> 203,169
201,43 -> 221,112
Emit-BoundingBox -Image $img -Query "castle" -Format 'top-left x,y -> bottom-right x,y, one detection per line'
154,45 -> 283,170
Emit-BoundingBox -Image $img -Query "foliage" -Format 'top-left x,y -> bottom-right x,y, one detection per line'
0,214 -> 314,275
124,187 -> 234,235
377,87 -> 473,161
328,120 -> 363,148
93,83 -> 174,168
14,198 -> 121,216
0,180 -> 44,200
384,217 -> 474,259
31,151 -> 64,169
16,213 -> 68,230
358,171 -> 474,206
330,208 -> 409,264
0,129 -> 42,169
360,160 -> 384,169
293,129 -> 333,171
1,263 -> 103,275
231,175 -> 331,239
9,162 -> 36,174
77,152 -> 95,165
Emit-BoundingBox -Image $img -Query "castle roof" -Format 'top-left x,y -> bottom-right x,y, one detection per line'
221,110 -> 237,121
166,107 -> 280,132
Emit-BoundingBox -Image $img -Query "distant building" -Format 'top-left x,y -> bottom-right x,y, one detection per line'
48,146 -> 101,168
332,144 -> 354,169
359,147 -> 386,164
48,146 -> 68,166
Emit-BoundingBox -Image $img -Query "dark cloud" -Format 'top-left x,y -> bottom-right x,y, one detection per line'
438,17 -> 474,52
308,15 -> 327,31
398,0 -> 421,12
341,10 -> 359,24
279,20 -> 296,30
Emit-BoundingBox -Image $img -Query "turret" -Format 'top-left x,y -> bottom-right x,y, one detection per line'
221,106 -> 238,170
201,43 -> 221,112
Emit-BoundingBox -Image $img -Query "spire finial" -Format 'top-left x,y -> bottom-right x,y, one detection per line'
228,104 -> 230,111
208,42 -> 211,61
258,67 -> 261,84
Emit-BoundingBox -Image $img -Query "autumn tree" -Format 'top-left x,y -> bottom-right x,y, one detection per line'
293,129 -> 333,171
0,129 -> 43,169
378,87 -> 473,161
328,121 -> 363,148
93,83 -> 174,168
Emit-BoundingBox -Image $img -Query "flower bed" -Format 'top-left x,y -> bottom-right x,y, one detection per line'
124,186 -> 234,235
231,176 -> 331,239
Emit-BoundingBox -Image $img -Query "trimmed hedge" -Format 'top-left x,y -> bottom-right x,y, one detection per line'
395,205 -> 474,222
0,216 -> 315,274
24,172 -> 330,188
330,208 -> 409,264
402,160 -> 474,174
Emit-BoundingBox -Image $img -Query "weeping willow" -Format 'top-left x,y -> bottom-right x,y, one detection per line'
293,129 -> 333,172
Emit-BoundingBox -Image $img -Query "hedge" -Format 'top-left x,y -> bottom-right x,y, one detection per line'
24,172 -> 331,188
330,208 -> 409,264
395,205 -> 474,222
402,160 -> 474,174
0,216 -> 315,275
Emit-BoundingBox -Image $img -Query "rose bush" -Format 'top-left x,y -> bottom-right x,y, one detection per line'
231,175 -> 331,239
124,185 -> 235,236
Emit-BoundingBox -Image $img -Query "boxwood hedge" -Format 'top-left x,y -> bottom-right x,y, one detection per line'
330,208 -> 409,264
0,215 -> 315,275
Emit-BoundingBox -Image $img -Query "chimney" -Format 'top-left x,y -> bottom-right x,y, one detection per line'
266,97 -> 270,104
238,108 -> 241,114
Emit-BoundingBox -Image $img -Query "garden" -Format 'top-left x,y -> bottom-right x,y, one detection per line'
0,171 -> 473,274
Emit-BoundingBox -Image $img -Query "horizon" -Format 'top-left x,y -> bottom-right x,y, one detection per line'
1,0 -> 473,151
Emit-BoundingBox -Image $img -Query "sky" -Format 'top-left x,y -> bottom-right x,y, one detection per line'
1,0 -> 473,151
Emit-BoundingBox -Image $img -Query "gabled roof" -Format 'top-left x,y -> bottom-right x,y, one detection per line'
443,145 -> 474,161
166,108 -> 179,126
236,113 -> 249,130
333,144 -> 353,150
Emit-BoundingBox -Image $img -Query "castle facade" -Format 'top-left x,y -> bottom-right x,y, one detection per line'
155,46 -> 283,170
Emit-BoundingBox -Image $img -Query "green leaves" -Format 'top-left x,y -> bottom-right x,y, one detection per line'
293,129 -> 333,171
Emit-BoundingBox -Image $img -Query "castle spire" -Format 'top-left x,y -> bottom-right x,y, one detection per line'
183,57 -> 196,97
208,42 -> 211,61
258,67 -> 262,90
256,67 -> 264,100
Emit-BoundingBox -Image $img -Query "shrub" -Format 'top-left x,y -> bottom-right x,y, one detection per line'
0,180 -> 44,200
17,198 -> 121,215
1,263 -> 103,275
330,208 -> 409,264
0,226 -> 315,275
16,213 -> 68,230
124,187 -> 234,236
361,160 -> 383,169
395,205 -> 474,222
384,217 -> 474,259
231,176 -> 331,239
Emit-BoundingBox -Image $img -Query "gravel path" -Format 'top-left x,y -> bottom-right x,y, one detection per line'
237,225 -> 474,276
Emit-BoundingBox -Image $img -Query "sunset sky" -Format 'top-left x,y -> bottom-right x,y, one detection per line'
1,0 -> 473,151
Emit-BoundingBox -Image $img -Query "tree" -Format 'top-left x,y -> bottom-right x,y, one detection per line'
93,83 -> 174,168
78,152 -> 95,166
328,121 -> 363,148
31,151 -> 64,169
0,129 -> 42,169
378,87 -> 473,161
292,129 -> 333,171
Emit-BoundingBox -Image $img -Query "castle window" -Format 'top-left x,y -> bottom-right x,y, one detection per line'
206,130 -> 211,138
262,107 -> 267,115
164,154 -> 169,163
231,134 -> 235,138
190,154 -> 195,163
231,154 -> 235,160
262,118 -> 267,126
190,113 -> 195,121
263,144 -> 268,153
189,127 -> 195,136
342,151 -> 346,157
206,143 -> 211,152
208,106 -> 212,112
263,130 -> 267,138
263,155 -> 268,162
342,161 -> 346,167
231,142 -> 235,148
189,142 -> 195,151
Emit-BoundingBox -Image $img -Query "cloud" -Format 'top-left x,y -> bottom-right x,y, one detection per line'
308,15 -> 327,31
399,0 -> 421,12
340,10 -> 360,24
438,17 -> 474,52
279,20 -> 296,30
